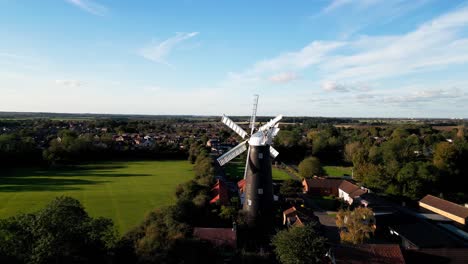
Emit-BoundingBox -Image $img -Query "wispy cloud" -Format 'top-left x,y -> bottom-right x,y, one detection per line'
229,41 -> 343,84
55,79 -> 82,87
383,88 -> 464,104
139,32 -> 199,66
231,6 -> 468,89
321,7 -> 468,82
323,0 -> 354,13
321,81 -> 350,92
0,52 -> 27,59
65,0 -> 108,16
319,0 -> 432,38
268,72 -> 299,83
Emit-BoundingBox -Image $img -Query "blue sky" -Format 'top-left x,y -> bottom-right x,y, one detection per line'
1,0 -> 468,118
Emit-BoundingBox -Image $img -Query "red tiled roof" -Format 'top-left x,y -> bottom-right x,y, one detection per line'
237,179 -> 246,193
419,195 -> 468,219
303,177 -> 343,189
292,215 -> 304,227
349,188 -> 367,198
338,180 -> 359,194
210,179 -> 229,205
209,194 -> 221,204
333,244 -> 405,264
283,206 -> 297,216
193,227 -> 237,248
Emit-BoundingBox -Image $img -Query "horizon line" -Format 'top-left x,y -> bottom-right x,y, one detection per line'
0,110 -> 466,120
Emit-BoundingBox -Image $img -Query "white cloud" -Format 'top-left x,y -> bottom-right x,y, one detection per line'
65,0 -> 108,16
250,41 -> 343,74
321,7 -> 468,82
139,32 -> 199,65
316,0 -> 434,41
55,79 -> 82,87
383,87 -> 464,104
0,52 -> 26,59
231,5 -> 468,92
321,80 -> 349,92
268,72 -> 299,83
323,0 -> 354,13
229,41 -> 343,84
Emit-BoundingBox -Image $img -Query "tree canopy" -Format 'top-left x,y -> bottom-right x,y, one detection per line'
272,223 -> 327,264
336,207 -> 375,245
0,196 -> 117,264
298,156 -> 323,178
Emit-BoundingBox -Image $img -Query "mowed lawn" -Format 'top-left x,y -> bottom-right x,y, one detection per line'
225,159 -> 293,181
272,167 -> 293,181
323,166 -> 353,177
0,160 -> 194,234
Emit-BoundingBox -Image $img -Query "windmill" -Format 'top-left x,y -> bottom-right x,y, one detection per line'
217,95 -> 282,227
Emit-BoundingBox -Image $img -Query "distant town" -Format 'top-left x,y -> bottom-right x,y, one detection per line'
1,112 -> 467,263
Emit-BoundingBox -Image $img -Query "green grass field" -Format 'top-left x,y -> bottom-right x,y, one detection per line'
272,167 -> 292,181
225,159 -> 292,181
0,160 -> 194,234
323,166 -> 353,176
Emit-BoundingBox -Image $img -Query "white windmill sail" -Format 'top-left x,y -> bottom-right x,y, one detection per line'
244,95 -> 259,179
217,140 -> 248,166
269,146 -> 279,158
217,95 -> 282,178
258,114 -> 283,132
221,115 -> 248,139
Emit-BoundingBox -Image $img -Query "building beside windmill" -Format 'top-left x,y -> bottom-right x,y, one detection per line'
216,95 -> 282,228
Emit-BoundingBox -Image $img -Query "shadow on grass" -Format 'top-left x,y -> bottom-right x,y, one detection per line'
225,161 -> 245,181
0,177 -> 108,192
0,163 -> 155,192
0,169 -> 152,178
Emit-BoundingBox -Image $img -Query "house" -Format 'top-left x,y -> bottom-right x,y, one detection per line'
139,139 -> 154,148
114,135 -> 125,142
302,177 -> 342,196
283,206 -> 301,226
356,192 -> 390,208
338,180 -> 367,205
209,179 -> 229,205
282,206 -> 317,227
206,138 -> 219,148
419,195 -> 468,225
193,227 -> 237,248
302,177 -> 367,204
329,244 -> 406,264
378,211 -> 468,249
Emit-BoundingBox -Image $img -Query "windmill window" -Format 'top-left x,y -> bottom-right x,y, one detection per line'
258,188 -> 263,194
259,153 -> 263,159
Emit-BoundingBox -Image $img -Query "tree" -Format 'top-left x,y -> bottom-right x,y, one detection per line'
336,207 -> 375,245
130,204 -> 195,263
433,142 -> 458,173
279,179 -> 303,197
219,206 -> 238,221
275,130 -> 300,148
0,196 -> 117,264
396,162 -> 437,199
298,157 -> 323,178
193,155 -> 214,184
272,223 -> 327,264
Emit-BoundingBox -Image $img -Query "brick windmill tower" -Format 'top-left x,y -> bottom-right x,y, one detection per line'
217,95 -> 282,227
